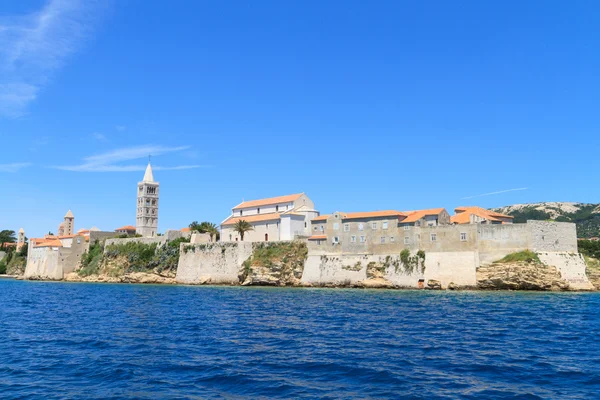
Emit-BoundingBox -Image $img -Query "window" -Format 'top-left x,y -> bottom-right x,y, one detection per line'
390,236 -> 395,242
314,226 -> 318,231
360,236 -> 366,243
333,236 -> 340,244
460,232 -> 467,241
381,237 -> 386,244
317,240 -> 321,246
428,222 -> 434,227
344,224 -> 350,232
404,237 -> 410,244
431,233 -> 437,242
372,222 -> 377,230
240,210 -> 243,216
320,225 -> 324,232
257,208 -> 261,214
382,221 -> 389,230
358,223 -> 364,231
404,225 -> 410,230
276,205 -> 279,212
305,222 -> 307,228
333,223 -> 339,231
351,236 -> 356,243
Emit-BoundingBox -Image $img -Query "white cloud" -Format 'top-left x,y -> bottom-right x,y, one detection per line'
0,163 -> 32,172
462,187 -> 528,200
0,0 -> 105,118
91,132 -> 106,140
52,144 -> 211,172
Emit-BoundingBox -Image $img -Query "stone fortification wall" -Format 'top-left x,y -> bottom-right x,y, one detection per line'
176,242 -> 253,285
302,251 -> 479,288
537,252 -> 594,290
24,247 -> 62,280
477,224 -> 530,265
528,221 -> 577,252
89,231 -> 121,244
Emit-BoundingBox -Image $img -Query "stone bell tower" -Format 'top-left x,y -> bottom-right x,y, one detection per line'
136,162 -> 159,237
17,228 -> 25,252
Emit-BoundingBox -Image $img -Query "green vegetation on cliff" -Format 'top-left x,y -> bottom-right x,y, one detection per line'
495,250 -> 541,264
78,237 -> 190,277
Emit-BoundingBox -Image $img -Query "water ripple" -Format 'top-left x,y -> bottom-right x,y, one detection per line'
0,280 -> 599,399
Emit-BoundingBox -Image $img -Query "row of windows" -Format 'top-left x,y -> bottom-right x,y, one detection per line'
239,204 -> 292,217
321,232 -> 469,245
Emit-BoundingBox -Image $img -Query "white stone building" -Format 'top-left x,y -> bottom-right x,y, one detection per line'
220,193 -> 319,242
136,162 -> 159,237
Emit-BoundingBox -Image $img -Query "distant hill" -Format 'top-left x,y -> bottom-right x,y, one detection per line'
491,202 -> 600,238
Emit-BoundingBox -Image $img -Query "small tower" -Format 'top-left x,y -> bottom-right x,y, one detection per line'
136,162 -> 159,237
16,228 -> 25,252
63,210 -> 74,236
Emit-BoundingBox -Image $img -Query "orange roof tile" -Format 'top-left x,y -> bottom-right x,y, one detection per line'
233,193 -> 304,210
115,225 -> 136,231
343,210 -> 406,220
451,206 -> 513,224
180,227 -> 191,232
58,235 -> 76,239
308,235 -> 327,240
400,208 -> 447,223
221,213 -> 281,226
36,239 -> 63,248
312,215 -> 331,222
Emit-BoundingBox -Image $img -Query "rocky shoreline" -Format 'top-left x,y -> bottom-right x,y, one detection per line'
13,268 -> 599,291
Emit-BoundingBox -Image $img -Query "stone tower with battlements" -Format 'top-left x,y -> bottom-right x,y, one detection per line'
136,162 -> 159,237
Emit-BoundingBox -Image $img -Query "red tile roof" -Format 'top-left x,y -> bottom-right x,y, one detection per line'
451,206 -> 514,224
115,225 -> 136,231
401,208 -> 447,223
312,215 -> 331,222
308,235 -> 327,240
233,193 -> 304,210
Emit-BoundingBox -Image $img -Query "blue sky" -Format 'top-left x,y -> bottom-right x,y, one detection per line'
1,0 -> 599,238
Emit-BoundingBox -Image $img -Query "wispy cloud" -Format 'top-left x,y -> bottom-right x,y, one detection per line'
91,132 -> 106,141
462,187 -> 528,200
115,125 -> 126,131
0,163 -> 32,172
0,0 -> 105,118
52,144 -> 211,172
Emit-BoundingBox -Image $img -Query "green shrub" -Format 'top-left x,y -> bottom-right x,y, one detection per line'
495,250 -> 541,264
0,260 -> 6,274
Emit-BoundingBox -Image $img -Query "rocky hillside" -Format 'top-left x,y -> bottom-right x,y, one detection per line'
492,202 -> 600,238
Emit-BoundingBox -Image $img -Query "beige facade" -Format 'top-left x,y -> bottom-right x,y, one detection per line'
136,163 -> 159,237
221,193 -> 319,242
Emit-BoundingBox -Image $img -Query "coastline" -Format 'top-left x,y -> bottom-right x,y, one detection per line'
13,272 -> 598,292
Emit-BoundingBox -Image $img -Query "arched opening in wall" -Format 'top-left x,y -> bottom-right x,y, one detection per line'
265,234 -> 269,242
418,279 -> 425,289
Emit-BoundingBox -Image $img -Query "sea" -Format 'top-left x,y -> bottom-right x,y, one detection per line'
0,279 -> 599,399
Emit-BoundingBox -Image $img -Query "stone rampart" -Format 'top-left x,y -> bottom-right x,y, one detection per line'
176,242 -> 253,285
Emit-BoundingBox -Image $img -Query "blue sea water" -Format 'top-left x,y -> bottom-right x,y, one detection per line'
0,280 -> 599,399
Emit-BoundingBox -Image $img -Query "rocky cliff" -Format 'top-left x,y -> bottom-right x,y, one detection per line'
240,241 -> 308,286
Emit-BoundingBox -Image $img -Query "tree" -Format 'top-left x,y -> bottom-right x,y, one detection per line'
189,221 -> 220,241
201,222 -> 219,242
189,221 -> 203,233
0,230 -> 16,247
234,220 -> 253,241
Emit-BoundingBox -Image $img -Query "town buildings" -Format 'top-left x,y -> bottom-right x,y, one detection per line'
115,225 -> 137,236
136,162 -> 159,237
221,193 -> 319,242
